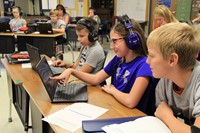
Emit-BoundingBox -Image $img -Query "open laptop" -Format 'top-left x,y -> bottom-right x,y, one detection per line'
37,23 -> 54,34
26,43 -> 64,75
0,22 -> 12,32
36,56 -> 88,103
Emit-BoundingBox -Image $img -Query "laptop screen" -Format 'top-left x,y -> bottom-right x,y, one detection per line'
36,56 -> 57,99
0,22 -> 12,32
37,23 -> 53,34
26,43 -> 41,71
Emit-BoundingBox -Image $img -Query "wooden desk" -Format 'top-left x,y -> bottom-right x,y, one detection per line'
16,33 -> 64,57
1,58 -> 145,133
0,32 -> 15,55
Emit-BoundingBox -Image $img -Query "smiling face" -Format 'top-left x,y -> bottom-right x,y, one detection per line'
109,30 -> 130,58
146,44 -> 171,78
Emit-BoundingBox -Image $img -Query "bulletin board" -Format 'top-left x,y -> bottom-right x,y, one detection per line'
116,0 -> 147,21
60,0 -> 89,17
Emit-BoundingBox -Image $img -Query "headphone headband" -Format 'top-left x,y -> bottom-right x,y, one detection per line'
77,18 -> 98,42
118,14 -> 141,50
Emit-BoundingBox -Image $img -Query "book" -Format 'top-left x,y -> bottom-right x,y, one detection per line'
102,116 -> 172,133
6,51 -> 30,64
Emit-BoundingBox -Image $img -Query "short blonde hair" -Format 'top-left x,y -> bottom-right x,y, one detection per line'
154,5 -> 179,23
49,9 -> 58,16
147,23 -> 200,69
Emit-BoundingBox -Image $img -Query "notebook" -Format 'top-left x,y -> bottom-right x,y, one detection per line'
37,23 -> 54,34
36,56 -> 88,103
26,43 -> 64,75
82,117 -> 141,133
0,22 -> 12,32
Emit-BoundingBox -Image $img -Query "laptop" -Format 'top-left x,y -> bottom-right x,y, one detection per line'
37,23 -> 54,34
26,43 -> 64,75
0,22 -> 12,32
36,56 -> 88,103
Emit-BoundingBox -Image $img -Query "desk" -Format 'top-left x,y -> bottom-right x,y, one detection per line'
0,33 -> 15,55
1,58 -> 145,133
16,33 -> 64,57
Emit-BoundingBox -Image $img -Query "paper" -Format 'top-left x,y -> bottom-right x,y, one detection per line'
42,103 -> 108,132
22,63 -> 32,68
102,116 -> 172,133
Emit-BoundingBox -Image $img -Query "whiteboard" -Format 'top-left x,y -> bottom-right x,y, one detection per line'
116,0 -> 147,21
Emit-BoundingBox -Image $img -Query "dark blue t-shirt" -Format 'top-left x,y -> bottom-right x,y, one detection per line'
104,55 -> 153,93
104,55 -> 157,115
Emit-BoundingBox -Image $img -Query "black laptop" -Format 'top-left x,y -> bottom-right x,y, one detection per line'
36,56 -> 88,103
37,23 -> 54,34
0,22 -> 12,32
26,43 -> 64,75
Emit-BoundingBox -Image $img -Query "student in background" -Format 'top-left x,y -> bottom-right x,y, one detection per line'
52,15 -> 156,115
88,7 -> 101,29
47,9 -> 66,56
9,6 -> 26,31
52,17 -> 105,74
146,23 -> 200,133
153,5 -> 179,29
56,4 -> 70,25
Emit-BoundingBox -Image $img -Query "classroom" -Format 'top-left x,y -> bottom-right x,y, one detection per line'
0,0 -> 200,133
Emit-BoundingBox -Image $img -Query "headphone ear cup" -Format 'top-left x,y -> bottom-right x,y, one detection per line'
88,31 -> 98,42
125,32 -> 141,50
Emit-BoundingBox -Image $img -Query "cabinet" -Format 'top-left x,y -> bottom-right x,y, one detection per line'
191,0 -> 200,21
3,0 -> 15,16
91,0 -> 114,22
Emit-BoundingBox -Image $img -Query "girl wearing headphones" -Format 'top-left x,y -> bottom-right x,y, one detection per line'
9,6 -> 26,31
56,4 -> 70,25
51,15 -> 157,115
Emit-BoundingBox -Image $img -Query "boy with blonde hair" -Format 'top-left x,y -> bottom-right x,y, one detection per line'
146,23 -> 200,133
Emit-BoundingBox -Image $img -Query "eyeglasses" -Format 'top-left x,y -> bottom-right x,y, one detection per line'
110,38 -> 124,45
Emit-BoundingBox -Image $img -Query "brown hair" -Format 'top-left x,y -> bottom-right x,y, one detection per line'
111,18 -> 147,56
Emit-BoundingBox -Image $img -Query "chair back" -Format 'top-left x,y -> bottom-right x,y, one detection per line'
99,50 -> 108,86
0,17 -> 11,23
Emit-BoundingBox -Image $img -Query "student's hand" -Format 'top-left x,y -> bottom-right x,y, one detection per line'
101,84 -> 115,95
52,60 -> 66,67
50,69 -> 72,86
155,101 -> 173,122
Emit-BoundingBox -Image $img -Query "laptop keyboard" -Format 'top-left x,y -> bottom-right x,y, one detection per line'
54,84 -> 75,101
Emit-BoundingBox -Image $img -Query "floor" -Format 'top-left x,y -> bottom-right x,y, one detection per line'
0,38 -> 114,133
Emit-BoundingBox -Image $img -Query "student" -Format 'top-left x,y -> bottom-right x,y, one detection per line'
56,4 -> 70,25
52,15 -> 156,115
9,6 -> 26,31
146,23 -> 200,133
88,7 -> 101,29
52,17 -> 105,74
47,9 -> 66,55
153,5 -> 179,29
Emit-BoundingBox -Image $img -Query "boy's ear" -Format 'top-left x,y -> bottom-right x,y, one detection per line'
169,53 -> 178,66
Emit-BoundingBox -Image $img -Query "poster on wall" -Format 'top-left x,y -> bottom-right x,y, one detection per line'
157,0 -> 172,8
41,0 -> 58,10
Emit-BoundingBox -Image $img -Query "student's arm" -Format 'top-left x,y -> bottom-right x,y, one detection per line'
155,101 -> 200,133
51,68 -> 109,85
102,76 -> 150,108
52,27 -> 65,33
64,14 -> 70,25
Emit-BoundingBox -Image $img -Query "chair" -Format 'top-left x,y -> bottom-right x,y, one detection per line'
98,19 -> 110,44
59,26 -> 76,63
99,50 -> 108,86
